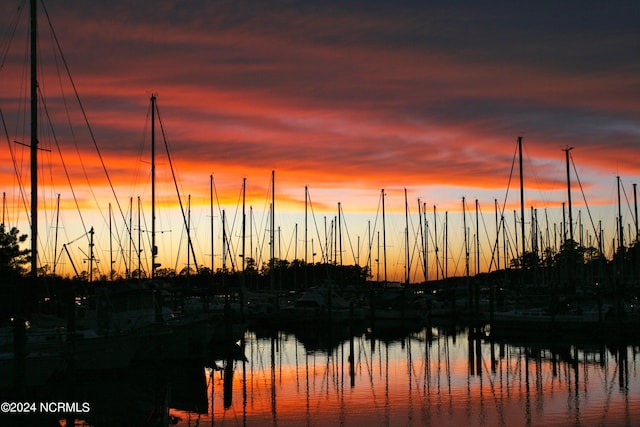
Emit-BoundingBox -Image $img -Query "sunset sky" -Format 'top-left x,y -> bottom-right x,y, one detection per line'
1,0 -> 639,281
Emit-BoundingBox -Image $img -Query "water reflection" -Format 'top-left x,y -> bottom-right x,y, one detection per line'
180,324 -> 638,427
1,323 -> 638,426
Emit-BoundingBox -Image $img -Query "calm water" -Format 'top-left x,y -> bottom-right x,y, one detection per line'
170,324 -> 639,427
2,323 -> 638,426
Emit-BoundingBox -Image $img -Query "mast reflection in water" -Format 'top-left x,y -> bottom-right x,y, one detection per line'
172,325 -> 639,426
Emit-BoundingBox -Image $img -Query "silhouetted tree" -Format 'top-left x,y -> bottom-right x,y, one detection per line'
156,267 -> 176,278
0,224 -> 30,278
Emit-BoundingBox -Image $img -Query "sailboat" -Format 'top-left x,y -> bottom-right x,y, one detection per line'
0,2 -> 189,378
487,139 -> 639,340
0,0 -> 67,388
72,94 -> 219,363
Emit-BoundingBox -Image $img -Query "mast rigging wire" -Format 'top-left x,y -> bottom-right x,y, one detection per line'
155,101 -> 200,274
41,0 -> 139,267
570,152 -> 601,250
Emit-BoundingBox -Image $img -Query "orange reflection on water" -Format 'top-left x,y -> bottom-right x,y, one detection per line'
170,328 -> 639,427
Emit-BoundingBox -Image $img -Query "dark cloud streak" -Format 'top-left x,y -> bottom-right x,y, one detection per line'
1,0 -> 638,210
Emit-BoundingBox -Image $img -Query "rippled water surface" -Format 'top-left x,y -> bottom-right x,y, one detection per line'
3,323 -> 636,426
170,325 -> 639,427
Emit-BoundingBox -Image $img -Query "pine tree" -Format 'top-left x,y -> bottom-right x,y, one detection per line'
0,224 -> 30,277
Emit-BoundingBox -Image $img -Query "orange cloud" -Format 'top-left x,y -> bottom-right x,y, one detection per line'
1,1 -> 638,279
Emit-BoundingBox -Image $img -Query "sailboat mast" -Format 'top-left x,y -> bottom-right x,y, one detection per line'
381,189 -> 387,283
137,197 -> 141,279
222,209 -> 227,272
634,183 -> 639,243
89,227 -> 94,282
109,203 -> 113,280
434,205 -> 438,281
563,146 -> 574,243
417,199 -> 425,282
151,94 -> 157,279
463,197 -> 469,279
187,195 -> 191,277
270,170 -> 275,291
338,202 -> 343,266
373,231 -> 378,281
423,202 -> 428,283
367,220 -> 371,279
476,199 -> 480,276
305,186 -> 308,265
30,0 -> 38,277
513,210 -> 519,263
618,176 -> 624,250
494,199 -> 500,271
128,197 -> 132,278
242,177 -> 246,287
404,188 -> 409,284
53,195 -> 60,275
518,136 -> 525,262
617,176 -> 624,293
444,211 -> 448,280
475,199 -> 480,317
210,174 -> 214,276
305,186 -> 308,285
324,216 -> 328,264
463,198 -> 470,310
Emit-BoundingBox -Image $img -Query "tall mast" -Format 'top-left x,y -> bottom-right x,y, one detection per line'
475,199 -> 480,318
444,211 -> 448,280
617,176 -> 624,250
434,205 -> 438,281
214,174 -> 216,276
151,94 -> 157,279
109,202 -> 113,280
634,183 -> 638,243
617,176 -> 624,295
187,195 -> 191,278
222,209 -> 227,272
563,146 -> 574,243
423,202 -> 428,283
242,177 -> 246,289
463,197 -> 469,279
305,186 -> 308,264
367,220 -> 371,279
376,231 -> 380,282
333,217 -> 337,264
463,198 -> 470,311
562,203 -> 566,242
89,227 -> 94,282
381,189 -> 387,283
494,199 -> 500,271
324,216 -> 328,264
305,186 -> 308,285
475,199 -> 480,276
128,197 -> 132,278
30,0 -> 38,277
53,195 -> 60,275
137,196 -> 141,279
417,199 -> 426,282
531,207 -> 537,255
404,188 -> 409,284
270,170 -> 275,291
338,202 -> 343,266
518,136 -> 525,262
